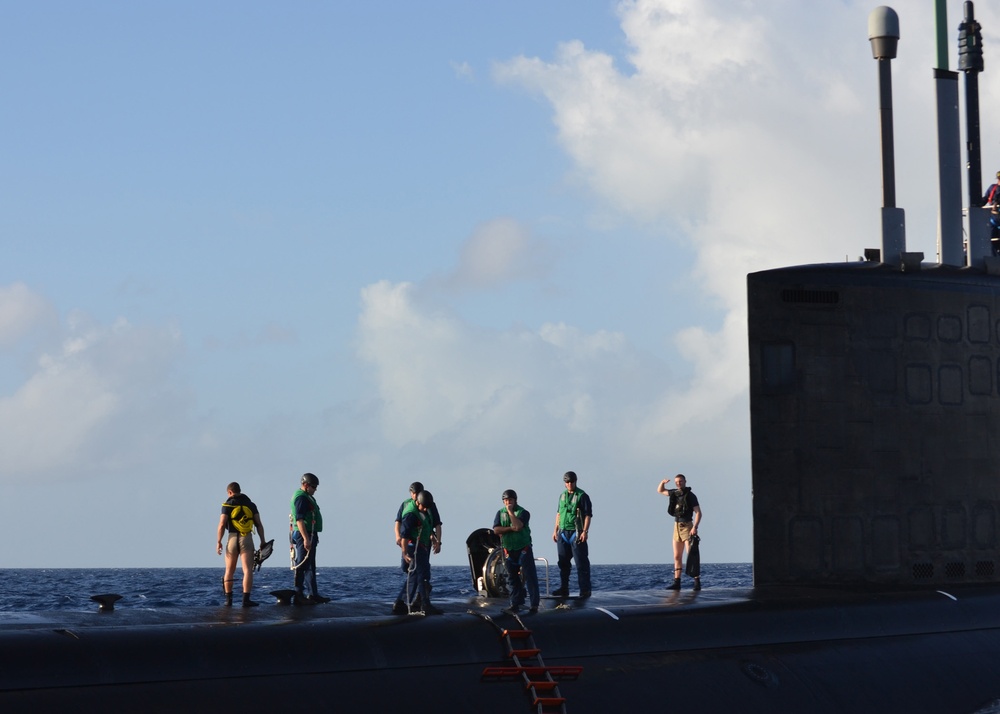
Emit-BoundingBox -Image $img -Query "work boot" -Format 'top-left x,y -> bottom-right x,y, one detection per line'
421,593 -> 443,614
693,577 -> 702,591
311,594 -> 331,604
242,592 -> 259,607
224,591 -> 233,607
391,599 -> 407,615
293,593 -> 315,606
551,587 -> 569,597
667,578 -> 681,591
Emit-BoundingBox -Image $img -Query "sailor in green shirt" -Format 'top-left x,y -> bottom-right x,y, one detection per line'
493,489 -> 540,613
552,470 -> 593,598
290,472 -> 330,605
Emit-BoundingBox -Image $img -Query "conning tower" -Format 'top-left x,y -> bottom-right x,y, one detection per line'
748,2 -> 1000,588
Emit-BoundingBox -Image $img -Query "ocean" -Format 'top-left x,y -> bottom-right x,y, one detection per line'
0,562 -> 752,612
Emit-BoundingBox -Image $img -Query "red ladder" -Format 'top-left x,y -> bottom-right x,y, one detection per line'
481,622 -> 582,714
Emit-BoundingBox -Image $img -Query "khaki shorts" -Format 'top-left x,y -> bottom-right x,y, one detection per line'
674,521 -> 693,542
226,532 -> 255,556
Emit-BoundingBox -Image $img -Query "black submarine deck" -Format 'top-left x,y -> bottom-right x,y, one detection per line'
4,585 -> 1000,713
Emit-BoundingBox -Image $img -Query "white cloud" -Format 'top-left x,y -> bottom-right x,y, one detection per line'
352,0 -> 932,564
353,269 -> 757,564
353,3 -> 839,551
440,217 -> 551,292
451,60 -> 475,81
619,0 -> 770,94
486,0 -> 909,448
358,280 -> 640,446
0,282 -> 55,347
0,302 -> 187,479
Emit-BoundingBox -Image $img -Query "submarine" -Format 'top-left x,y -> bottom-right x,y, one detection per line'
7,4 -> 1000,712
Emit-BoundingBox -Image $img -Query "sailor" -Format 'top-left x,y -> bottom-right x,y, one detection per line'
984,170 -> 1000,246
217,482 -> 266,607
394,490 -> 441,615
493,489 -> 540,614
983,170 -> 1000,207
290,473 -> 330,605
393,481 -> 443,612
658,474 -> 702,590
551,470 -> 593,598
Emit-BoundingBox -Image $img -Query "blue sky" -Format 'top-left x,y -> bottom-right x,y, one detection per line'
3,0 -> 999,570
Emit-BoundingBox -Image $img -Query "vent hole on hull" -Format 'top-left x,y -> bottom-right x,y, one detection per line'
912,562 -> 935,579
944,562 -> 966,578
780,289 -> 839,304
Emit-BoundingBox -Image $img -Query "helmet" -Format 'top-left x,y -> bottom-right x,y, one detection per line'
416,490 -> 434,506
563,471 -> 577,483
502,489 -> 517,501
409,481 -> 424,495
301,472 -> 319,487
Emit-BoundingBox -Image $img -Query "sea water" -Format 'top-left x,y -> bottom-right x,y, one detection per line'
0,563 -> 751,612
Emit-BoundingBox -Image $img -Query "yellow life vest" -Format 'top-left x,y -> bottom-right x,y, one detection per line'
225,503 -> 255,535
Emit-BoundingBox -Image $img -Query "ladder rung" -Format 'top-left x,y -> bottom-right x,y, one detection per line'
502,628 -> 532,639
482,667 -> 524,680
482,664 -> 583,680
526,680 -> 559,691
533,696 -> 566,707
546,666 -> 583,679
508,648 -> 541,658
520,667 -> 555,677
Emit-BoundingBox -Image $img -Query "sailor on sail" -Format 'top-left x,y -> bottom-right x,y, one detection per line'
658,474 -> 702,591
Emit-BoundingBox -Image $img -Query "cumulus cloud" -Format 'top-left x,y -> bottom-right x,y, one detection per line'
353,2 -> 957,564
0,299 -> 187,479
483,0 -> 931,442
384,0 -> 1000,565
440,217 -> 552,292
357,280 -> 642,447
493,1 -> 879,264
0,282 -> 55,347
353,267 -> 755,563
619,0 -> 769,93
360,0 -> 859,462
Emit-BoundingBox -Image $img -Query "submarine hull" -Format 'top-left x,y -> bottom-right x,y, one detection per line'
2,587 -> 1000,713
